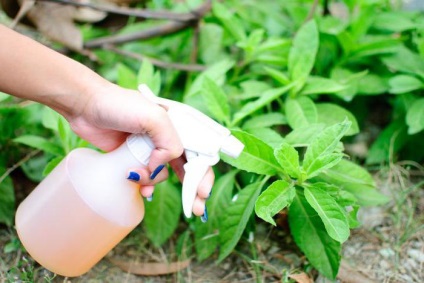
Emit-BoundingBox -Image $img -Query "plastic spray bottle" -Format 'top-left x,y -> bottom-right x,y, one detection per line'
15,85 -> 244,277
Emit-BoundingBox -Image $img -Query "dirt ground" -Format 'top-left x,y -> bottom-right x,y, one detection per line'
0,163 -> 423,283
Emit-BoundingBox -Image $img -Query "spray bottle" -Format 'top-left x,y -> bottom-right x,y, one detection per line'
15,85 -> 244,277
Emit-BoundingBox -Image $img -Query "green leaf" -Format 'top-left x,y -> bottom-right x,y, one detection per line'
350,37 -> 400,59
195,171 -> 237,261
117,63 -> 137,89
255,180 -> 295,225
42,156 -> 64,176
212,1 -> 246,42
221,130 -> 281,175
288,20 -> 319,88
233,84 -> 293,125
303,121 -> 351,178
285,96 -> 317,129
357,73 -> 389,95
239,80 -> 272,100
289,190 -> 341,279
300,77 -> 347,96
143,181 -> 182,247
346,205 -> 360,229
318,15 -> 347,35
246,128 -> 284,148
0,177 -> 15,226
316,103 -> 359,136
218,182 -> 262,262
202,77 -> 230,125
184,59 -> 234,114
14,135 -> 63,156
199,23 -> 225,65
304,153 -> 344,179
373,12 -> 416,32
284,123 -> 326,147
257,38 -> 291,54
137,59 -> 161,95
264,67 -> 291,85
304,184 -> 350,243
316,159 -> 390,206
382,47 -> 424,79
243,113 -> 287,129
42,107 -> 60,132
406,98 -> 424,134
337,31 -> 356,55
237,29 -> 265,56
330,68 -> 369,101
366,120 -> 409,165
274,142 -> 301,179
349,5 -> 375,40
0,91 -> 10,102
58,116 -> 72,153
389,75 -> 423,94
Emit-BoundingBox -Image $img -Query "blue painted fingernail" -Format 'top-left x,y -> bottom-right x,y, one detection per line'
200,206 -> 208,223
150,164 -> 165,180
127,171 -> 140,182
146,194 -> 153,202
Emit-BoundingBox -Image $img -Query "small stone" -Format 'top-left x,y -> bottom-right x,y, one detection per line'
407,249 -> 424,263
379,248 -> 395,258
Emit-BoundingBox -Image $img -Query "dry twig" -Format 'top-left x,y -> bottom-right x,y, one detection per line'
0,150 -> 41,184
83,0 -> 212,48
103,45 -> 205,72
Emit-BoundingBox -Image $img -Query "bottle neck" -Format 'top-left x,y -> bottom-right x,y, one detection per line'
108,134 -> 154,168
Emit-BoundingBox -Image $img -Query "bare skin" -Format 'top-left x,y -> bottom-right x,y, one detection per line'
0,24 -> 213,217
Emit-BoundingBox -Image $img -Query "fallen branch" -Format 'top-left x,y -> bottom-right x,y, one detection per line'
85,20 -> 187,48
83,0 -> 211,48
104,45 -> 206,72
37,0 -> 206,21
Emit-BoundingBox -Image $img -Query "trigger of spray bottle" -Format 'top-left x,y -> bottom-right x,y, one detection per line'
137,85 -> 245,218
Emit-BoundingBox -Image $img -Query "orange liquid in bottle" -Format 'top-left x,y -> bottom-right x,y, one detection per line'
16,137 -> 151,277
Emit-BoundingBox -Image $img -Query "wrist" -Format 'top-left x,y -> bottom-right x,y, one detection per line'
53,68 -> 109,122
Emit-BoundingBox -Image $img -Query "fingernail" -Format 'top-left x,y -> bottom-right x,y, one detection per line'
207,190 -> 212,200
127,171 -> 140,182
146,194 -> 153,202
200,206 -> 208,223
150,164 -> 165,180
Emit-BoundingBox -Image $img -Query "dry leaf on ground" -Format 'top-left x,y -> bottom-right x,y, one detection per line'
108,257 -> 191,276
289,272 -> 313,283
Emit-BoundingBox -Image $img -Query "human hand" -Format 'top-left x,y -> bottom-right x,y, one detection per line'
0,25 -> 213,218
67,83 -> 213,218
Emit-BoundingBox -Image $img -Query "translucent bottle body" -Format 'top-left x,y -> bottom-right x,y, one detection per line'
15,135 -> 153,277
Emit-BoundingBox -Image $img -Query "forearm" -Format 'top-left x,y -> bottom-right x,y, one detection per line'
0,24 -> 107,119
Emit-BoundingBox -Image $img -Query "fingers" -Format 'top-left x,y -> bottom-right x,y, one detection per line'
139,185 -> 155,200
127,166 -> 168,201
192,197 -> 206,216
141,98 -> 184,173
127,167 -> 169,187
128,164 -> 215,222
191,168 -> 214,222
196,167 -> 214,199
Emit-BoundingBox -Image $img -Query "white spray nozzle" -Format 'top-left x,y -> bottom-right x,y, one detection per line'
138,84 -> 244,218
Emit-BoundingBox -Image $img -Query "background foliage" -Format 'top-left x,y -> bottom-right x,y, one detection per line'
1,0 -> 423,280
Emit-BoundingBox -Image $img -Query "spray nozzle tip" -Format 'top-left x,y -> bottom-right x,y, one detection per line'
221,135 -> 244,158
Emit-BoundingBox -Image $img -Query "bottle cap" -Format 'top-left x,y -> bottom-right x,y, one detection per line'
220,135 -> 244,158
